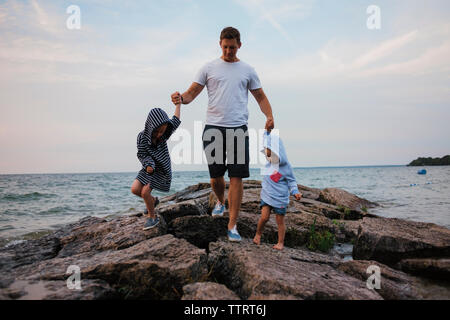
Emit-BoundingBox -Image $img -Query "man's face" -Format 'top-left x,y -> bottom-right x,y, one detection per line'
220,38 -> 241,62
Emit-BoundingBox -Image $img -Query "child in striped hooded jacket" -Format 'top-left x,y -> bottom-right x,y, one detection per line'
131,104 -> 181,230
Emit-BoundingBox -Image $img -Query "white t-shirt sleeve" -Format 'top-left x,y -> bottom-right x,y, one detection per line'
248,67 -> 262,90
194,63 -> 208,86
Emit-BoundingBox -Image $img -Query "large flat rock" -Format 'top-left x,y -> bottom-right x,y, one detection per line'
57,215 -> 167,257
396,258 -> 450,280
353,217 -> 450,265
1,234 -> 208,300
319,187 -> 378,211
208,239 -> 382,300
338,260 -> 450,300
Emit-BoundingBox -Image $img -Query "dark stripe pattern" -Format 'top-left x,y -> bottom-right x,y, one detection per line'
136,108 -> 181,192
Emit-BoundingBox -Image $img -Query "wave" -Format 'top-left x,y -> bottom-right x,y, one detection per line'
0,192 -> 58,202
37,205 -> 73,216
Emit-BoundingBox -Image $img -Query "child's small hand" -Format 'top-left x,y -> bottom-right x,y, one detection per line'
294,193 -> 302,201
171,92 -> 182,106
146,166 -> 154,174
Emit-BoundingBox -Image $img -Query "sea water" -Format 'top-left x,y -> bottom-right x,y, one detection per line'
1,166 -> 449,245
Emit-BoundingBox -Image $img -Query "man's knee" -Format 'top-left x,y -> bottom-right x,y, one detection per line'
229,177 -> 243,190
211,176 -> 225,186
229,177 -> 243,184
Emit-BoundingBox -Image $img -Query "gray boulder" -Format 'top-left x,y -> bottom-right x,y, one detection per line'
338,260 -> 450,300
353,217 -> 450,265
208,239 -> 382,300
1,234 -> 208,300
396,258 -> 450,280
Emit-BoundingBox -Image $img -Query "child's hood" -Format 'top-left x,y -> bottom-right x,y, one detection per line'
143,108 -> 174,146
260,130 -> 287,165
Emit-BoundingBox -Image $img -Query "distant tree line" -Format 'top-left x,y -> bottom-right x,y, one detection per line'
407,155 -> 450,166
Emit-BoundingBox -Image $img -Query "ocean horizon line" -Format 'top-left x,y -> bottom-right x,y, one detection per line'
0,164 -> 409,176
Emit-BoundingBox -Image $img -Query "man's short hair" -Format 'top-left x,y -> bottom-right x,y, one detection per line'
220,27 -> 241,44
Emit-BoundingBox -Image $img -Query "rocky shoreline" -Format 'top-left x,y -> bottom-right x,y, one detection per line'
1,180 -> 449,300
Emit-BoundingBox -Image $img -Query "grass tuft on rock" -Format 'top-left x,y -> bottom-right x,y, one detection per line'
307,217 -> 335,253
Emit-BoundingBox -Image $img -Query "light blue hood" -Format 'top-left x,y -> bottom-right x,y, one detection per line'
260,130 -> 299,209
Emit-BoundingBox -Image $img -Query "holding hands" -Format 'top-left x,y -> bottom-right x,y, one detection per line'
170,92 -> 182,119
265,116 -> 274,133
171,92 -> 182,106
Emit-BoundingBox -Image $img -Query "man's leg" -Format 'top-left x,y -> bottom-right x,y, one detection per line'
203,124 -> 227,207
211,176 -> 225,205
226,125 -> 249,233
228,176 -> 243,231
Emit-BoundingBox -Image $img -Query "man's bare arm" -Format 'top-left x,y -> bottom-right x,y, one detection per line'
250,88 -> 274,131
171,82 -> 204,105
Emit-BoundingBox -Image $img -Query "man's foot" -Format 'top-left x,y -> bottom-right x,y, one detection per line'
227,229 -> 242,242
143,216 -> 160,230
273,243 -> 284,251
143,197 -> 160,215
253,234 -> 261,245
211,202 -> 225,217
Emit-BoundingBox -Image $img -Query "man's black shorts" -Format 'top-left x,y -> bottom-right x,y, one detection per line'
202,124 -> 250,179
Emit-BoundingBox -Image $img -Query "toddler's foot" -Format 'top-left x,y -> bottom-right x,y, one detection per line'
253,234 -> 261,245
273,243 -> 284,251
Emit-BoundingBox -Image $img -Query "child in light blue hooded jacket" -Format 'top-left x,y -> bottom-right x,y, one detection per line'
253,130 -> 302,250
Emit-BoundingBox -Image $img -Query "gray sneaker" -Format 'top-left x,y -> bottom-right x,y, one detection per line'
143,217 -> 160,230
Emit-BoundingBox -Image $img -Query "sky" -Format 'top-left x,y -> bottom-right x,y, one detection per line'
0,0 -> 449,174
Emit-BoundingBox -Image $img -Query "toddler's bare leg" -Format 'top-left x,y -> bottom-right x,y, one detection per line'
131,179 -> 143,197
273,214 -> 286,250
141,184 -> 156,219
253,205 -> 271,245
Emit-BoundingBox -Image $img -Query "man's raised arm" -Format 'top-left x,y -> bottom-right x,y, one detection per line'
171,82 -> 204,105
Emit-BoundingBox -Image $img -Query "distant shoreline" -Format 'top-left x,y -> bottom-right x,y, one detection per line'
407,155 -> 450,166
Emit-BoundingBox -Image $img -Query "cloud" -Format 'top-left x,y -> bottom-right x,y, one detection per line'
360,41 -> 450,77
249,21 -> 450,92
234,0 -> 315,46
0,0 -> 198,89
352,30 -> 418,69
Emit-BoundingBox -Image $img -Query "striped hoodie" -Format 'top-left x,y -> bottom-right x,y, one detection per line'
136,108 -> 181,192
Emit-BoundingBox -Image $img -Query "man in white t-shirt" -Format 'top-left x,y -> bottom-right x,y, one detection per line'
171,27 -> 274,242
